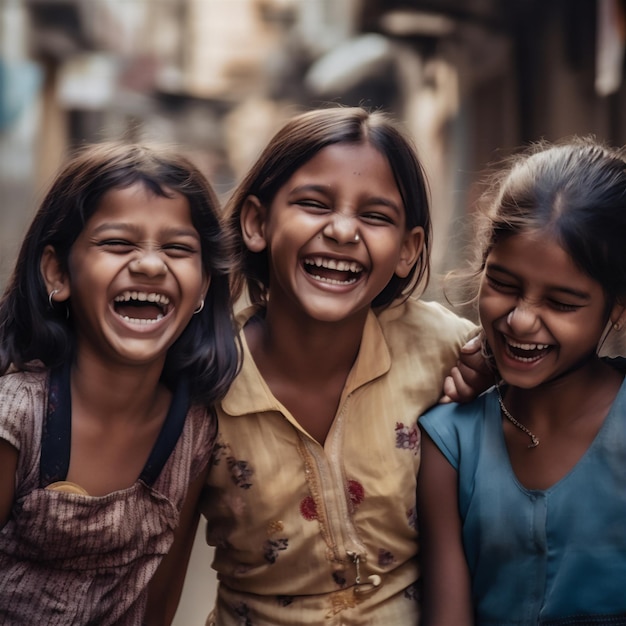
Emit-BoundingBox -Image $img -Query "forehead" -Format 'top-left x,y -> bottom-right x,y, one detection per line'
487,230 -> 599,289
284,142 -> 400,193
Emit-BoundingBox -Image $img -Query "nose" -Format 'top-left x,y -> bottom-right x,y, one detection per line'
323,212 -> 360,245
129,251 -> 168,277
506,305 -> 541,334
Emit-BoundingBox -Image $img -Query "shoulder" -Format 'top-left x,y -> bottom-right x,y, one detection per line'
377,297 -> 477,341
0,370 -> 48,450
419,390 -> 493,469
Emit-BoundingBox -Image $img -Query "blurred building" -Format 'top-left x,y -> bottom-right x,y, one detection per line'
2,0 -> 625,294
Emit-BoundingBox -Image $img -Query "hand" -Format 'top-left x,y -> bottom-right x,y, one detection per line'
440,333 -> 494,404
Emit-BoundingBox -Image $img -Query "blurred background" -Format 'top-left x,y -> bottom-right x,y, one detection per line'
1,0 -> 625,623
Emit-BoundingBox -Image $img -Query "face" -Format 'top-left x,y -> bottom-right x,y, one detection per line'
44,183 -> 209,370
479,229 -> 617,389
242,142 -> 423,324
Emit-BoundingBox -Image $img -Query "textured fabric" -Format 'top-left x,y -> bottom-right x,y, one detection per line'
420,384 -> 626,626
200,298 -> 476,626
0,369 -> 216,625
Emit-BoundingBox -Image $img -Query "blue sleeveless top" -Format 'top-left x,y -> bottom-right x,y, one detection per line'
420,381 -> 626,626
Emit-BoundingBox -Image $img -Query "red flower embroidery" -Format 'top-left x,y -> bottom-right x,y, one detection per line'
347,480 -> 365,508
300,495 -> 318,521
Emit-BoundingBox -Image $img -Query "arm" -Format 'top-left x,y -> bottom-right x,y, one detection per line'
417,430 -> 473,626
0,439 -> 18,528
143,465 -> 208,626
441,334 -> 494,404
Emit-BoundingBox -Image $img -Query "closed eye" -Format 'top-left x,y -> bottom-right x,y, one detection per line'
485,275 -> 519,293
98,239 -> 135,252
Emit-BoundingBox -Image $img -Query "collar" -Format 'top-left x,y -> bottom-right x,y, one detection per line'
221,305 -> 391,417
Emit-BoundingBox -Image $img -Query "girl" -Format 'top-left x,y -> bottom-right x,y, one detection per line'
418,138 -> 626,625
200,106 -> 479,625
0,142 -> 239,625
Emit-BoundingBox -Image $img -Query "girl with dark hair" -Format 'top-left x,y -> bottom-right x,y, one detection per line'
199,106 -> 482,625
418,138 -> 626,625
0,141 -> 240,625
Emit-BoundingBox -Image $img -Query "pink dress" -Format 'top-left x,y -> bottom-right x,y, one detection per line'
0,367 -> 215,625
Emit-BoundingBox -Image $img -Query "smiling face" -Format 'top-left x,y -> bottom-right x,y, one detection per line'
42,182 -> 209,371
479,229 -> 619,389
241,142 -> 423,325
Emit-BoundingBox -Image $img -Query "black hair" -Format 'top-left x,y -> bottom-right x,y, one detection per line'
0,141 -> 240,405
225,105 -> 432,309
474,137 -> 626,309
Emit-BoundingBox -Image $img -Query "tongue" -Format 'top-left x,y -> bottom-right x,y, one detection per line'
116,302 -> 162,320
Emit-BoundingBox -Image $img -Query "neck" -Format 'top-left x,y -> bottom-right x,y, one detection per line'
70,351 -> 167,424
246,303 -> 367,383
503,356 -> 623,427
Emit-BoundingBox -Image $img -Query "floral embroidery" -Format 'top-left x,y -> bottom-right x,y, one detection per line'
326,588 -> 360,617
378,548 -> 395,567
266,520 -> 284,535
404,581 -> 419,602
347,480 -> 365,511
210,436 -> 227,466
263,537 -> 288,563
332,570 -> 347,587
227,456 -> 254,489
395,421 -> 420,454
300,495 -> 318,521
407,506 -> 417,530
233,602 -> 253,626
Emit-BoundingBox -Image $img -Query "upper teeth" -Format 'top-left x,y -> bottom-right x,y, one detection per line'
114,291 -> 170,305
508,340 -> 549,351
305,257 -> 363,273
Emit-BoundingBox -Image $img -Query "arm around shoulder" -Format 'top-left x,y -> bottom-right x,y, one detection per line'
417,430 -> 473,626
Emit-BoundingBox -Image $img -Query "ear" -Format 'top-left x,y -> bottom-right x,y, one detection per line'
610,300 -> 626,331
394,226 -> 425,279
240,195 -> 268,253
40,245 -> 71,302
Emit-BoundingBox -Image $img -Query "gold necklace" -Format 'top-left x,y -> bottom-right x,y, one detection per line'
496,386 -> 540,448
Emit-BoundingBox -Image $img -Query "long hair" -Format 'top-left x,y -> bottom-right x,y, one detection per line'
224,106 -> 432,309
0,141 -> 240,405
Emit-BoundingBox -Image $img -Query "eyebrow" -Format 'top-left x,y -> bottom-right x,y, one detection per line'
90,222 -> 200,239
486,262 -> 592,300
288,184 -> 402,215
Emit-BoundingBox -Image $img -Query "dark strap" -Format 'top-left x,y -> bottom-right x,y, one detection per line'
40,363 -> 190,488
139,376 -> 190,486
40,363 -> 72,487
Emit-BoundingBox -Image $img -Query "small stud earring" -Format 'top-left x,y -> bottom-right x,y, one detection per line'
614,321 -> 622,332
193,300 -> 205,315
354,233 -> 360,243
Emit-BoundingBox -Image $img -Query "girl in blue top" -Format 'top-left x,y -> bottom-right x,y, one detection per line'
418,138 -> 626,625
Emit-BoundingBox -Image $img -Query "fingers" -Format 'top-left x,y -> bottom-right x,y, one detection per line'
441,365 -> 477,404
460,333 -> 482,354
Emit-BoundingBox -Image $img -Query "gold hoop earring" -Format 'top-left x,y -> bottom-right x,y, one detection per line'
614,321 -> 622,332
193,300 -> 205,315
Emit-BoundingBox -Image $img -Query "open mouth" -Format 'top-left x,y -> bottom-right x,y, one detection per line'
303,256 -> 364,286
505,338 -> 552,363
113,291 -> 171,325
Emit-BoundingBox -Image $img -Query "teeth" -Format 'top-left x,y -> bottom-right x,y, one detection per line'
304,257 -> 363,273
310,275 -> 358,285
508,340 -> 550,351
120,315 -> 164,325
114,291 -> 170,305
